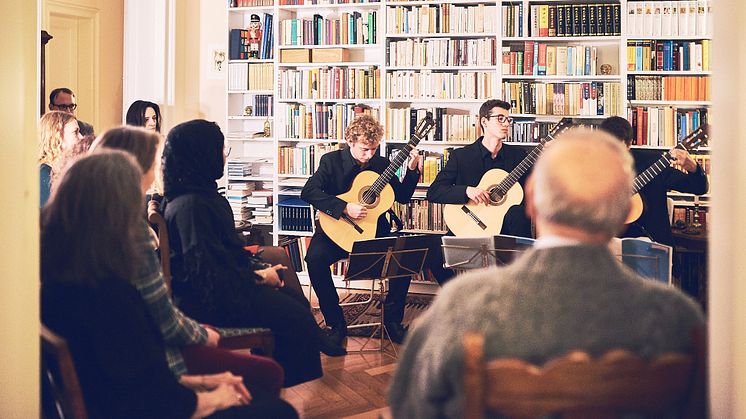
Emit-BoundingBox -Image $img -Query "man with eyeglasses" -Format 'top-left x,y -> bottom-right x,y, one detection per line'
48,87 -> 95,136
426,100 -> 533,282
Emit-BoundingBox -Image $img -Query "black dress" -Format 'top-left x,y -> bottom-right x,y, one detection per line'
164,190 -> 323,387
41,277 -> 297,418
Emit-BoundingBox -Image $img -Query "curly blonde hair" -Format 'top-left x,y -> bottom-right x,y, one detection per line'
344,114 -> 383,146
39,111 -> 77,172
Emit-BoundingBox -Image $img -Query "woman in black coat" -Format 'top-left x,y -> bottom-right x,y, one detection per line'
161,119 -> 326,387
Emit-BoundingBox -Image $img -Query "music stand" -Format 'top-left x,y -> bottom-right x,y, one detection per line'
442,234 -> 534,273
611,237 -> 672,285
345,235 -> 429,356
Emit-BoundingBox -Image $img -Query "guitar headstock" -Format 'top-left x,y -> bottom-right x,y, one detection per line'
545,117 -> 574,143
680,123 -> 710,151
412,112 -> 436,143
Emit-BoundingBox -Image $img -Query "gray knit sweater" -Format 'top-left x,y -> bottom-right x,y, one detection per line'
389,245 -> 705,419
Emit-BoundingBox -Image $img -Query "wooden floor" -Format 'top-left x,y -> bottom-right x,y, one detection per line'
282,337 -> 401,419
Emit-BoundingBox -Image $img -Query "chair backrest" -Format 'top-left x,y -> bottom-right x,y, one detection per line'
41,324 -> 88,419
147,199 -> 171,289
462,331 -> 705,419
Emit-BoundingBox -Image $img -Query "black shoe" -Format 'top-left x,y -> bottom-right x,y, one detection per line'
384,322 -> 407,344
326,324 -> 348,347
318,327 -> 347,356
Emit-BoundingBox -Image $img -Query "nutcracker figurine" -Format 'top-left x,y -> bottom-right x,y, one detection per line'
248,14 -> 262,59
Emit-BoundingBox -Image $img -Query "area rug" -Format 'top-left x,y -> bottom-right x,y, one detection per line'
312,292 -> 433,336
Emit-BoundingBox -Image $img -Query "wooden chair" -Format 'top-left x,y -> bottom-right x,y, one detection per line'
462,330 -> 706,419
41,324 -> 88,419
147,200 -> 275,356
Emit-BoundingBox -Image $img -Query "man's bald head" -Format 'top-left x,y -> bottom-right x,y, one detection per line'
529,127 -> 634,240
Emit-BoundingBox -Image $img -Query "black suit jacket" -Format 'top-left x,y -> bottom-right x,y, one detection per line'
622,149 -> 709,245
426,138 -> 529,204
301,147 -> 420,235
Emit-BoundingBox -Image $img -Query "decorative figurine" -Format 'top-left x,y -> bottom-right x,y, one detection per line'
244,105 -> 253,116
263,119 -> 271,137
248,14 -> 262,59
600,64 -> 612,75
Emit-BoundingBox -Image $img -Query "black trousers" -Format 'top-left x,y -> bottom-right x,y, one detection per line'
305,231 -> 412,327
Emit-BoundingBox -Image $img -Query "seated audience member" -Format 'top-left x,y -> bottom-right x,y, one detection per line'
92,126 -> 286,397
38,110 -> 83,206
41,150 -> 297,418
48,87 -> 94,136
162,119 -> 343,387
126,100 -> 162,133
599,116 -> 709,246
389,128 -> 706,418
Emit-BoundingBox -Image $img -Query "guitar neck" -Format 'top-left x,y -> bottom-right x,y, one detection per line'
493,136 -> 549,197
369,139 -> 419,195
632,143 -> 685,194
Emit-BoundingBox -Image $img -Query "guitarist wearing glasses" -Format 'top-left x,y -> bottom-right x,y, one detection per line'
301,115 -> 422,347
428,99 -> 534,242
599,116 -> 709,247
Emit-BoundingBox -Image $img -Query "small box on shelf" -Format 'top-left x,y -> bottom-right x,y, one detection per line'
280,49 -> 311,63
312,48 -> 349,63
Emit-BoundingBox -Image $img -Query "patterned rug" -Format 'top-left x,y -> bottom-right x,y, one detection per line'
312,292 -> 433,336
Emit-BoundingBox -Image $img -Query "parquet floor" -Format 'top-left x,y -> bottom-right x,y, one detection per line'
282,337 -> 400,419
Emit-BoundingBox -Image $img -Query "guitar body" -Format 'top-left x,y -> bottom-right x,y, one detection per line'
625,193 -> 644,224
442,168 -> 524,237
317,170 -> 395,252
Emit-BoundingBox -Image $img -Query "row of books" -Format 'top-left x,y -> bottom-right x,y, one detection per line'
386,107 -> 477,143
626,40 -> 710,72
503,81 -> 622,117
502,43 -> 599,77
392,199 -> 447,232
230,0 -> 272,6
628,106 -> 708,147
387,38 -> 497,68
259,14 -> 275,60
228,62 -> 274,91
284,102 -> 380,140
279,236 -> 349,276
229,29 -> 251,60
279,0 -> 379,5
528,4 -> 622,38
385,70 -> 496,100
251,94 -> 274,117
627,1 -> 713,38
280,12 -> 376,46
501,4 -> 524,38
277,143 -> 340,175
385,4 -> 497,35
627,75 -> 710,101
226,181 -> 257,222
227,161 -> 254,178
508,121 -> 560,144
278,198 -> 313,232
278,66 -> 380,100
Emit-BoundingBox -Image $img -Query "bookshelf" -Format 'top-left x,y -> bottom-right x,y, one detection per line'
225,0 -> 714,256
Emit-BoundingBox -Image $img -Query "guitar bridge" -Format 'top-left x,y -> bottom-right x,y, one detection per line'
461,206 -> 487,230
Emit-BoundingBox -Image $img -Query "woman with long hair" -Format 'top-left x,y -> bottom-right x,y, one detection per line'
41,150 -> 296,418
126,100 -> 165,198
93,126 -> 288,398
38,110 -> 82,206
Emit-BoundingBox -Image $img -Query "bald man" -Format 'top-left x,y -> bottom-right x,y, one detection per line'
389,128 -> 705,419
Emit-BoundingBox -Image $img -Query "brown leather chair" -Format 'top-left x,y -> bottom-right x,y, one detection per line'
147,200 -> 274,356
41,324 -> 88,419
462,330 -> 706,419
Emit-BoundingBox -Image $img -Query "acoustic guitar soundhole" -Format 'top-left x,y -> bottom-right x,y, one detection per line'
488,186 -> 506,205
358,187 -> 379,207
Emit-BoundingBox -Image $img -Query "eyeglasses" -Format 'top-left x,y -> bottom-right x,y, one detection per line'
224,146 -> 232,157
485,114 -> 513,125
52,103 -> 78,111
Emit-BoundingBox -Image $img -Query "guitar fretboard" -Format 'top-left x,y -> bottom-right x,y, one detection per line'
490,130 -> 557,200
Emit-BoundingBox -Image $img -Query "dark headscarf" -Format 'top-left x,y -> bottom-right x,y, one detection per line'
162,119 -> 224,199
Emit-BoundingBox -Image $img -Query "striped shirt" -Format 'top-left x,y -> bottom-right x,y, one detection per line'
133,222 -> 207,376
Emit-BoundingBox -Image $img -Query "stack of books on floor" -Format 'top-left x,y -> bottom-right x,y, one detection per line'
247,189 -> 273,224
226,182 -> 256,223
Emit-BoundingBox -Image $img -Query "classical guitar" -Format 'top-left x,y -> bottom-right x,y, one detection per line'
442,118 -> 573,237
318,113 -> 436,252
625,123 -> 710,224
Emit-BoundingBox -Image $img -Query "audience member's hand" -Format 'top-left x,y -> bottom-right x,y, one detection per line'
200,372 -> 251,401
466,186 -> 491,205
344,203 -> 367,220
204,326 -> 221,347
256,264 -> 286,288
211,382 -> 249,408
